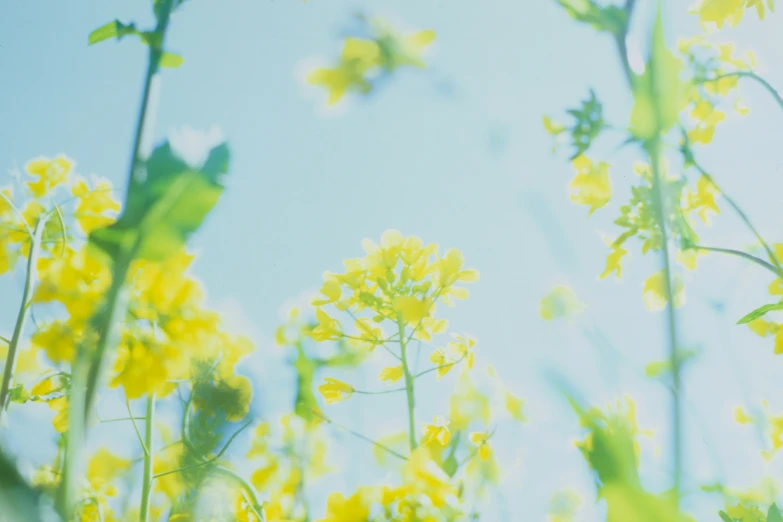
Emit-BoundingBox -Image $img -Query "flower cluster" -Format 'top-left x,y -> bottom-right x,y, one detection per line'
307,17 -> 436,106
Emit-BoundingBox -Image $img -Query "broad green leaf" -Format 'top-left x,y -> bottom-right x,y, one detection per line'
736,303 -> 783,324
88,20 -> 138,45
768,503 -> 783,522
160,52 -> 185,68
90,140 -> 230,262
629,9 -> 689,141
719,511 -> 733,522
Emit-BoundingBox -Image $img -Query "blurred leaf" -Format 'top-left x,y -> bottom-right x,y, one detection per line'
0,450 -> 46,522
719,511 -> 734,522
769,504 -> 783,522
88,20 -> 138,45
160,52 -> 184,68
90,141 -> 229,262
629,9 -> 688,141
737,303 -> 783,324
566,90 -> 606,160
557,0 -> 627,35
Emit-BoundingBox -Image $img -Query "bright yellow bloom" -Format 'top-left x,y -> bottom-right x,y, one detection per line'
569,155 -> 612,215
447,333 -> 478,369
600,242 -> 628,279
311,308 -> 342,341
318,486 -> 379,522
430,348 -> 456,379
393,295 -> 433,323
469,431 -> 492,460
318,377 -> 353,404
72,177 -> 121,233
422,416 -> 451,446
734,406 -> 755,425
25,155 -> 73,197
540,285 -> 585,320
379,364 -> 404,383
87,448 -> 131,497
48,396 -> 69,433
643,270 -> 685,311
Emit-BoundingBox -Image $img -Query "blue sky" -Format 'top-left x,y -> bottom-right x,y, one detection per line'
2,0 -> 783,520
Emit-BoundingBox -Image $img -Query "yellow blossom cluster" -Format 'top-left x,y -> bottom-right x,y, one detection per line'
692,0 -> 775,29
308,18 -> 436,106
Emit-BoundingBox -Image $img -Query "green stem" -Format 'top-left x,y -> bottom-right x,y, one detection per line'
682,145 -> 783,275
213,467 -> 265,521
57,2 -> 175,518
0,216 -> 47,421
706,71 -> 783,112
139,394 -> 155,522
398,318 -> 417,452
648,139 -> 682,502
690,245 -> 781,278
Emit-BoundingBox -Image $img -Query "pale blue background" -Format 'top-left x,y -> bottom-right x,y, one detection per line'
2,0 -> 783,520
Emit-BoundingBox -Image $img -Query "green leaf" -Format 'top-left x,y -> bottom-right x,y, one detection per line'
629,9 -> 689,141
567,89 -> 606,160
8,385 -> 29,404
557,0 -> 627,35
88,20 -> 138,45
736,303 -> 783,325
89,140 -> 230,262
719,511 -> 734,522
160,52 -> 185,69
768,503 -> 783,522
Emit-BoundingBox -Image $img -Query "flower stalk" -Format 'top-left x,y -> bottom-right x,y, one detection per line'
0,216 -> 47,421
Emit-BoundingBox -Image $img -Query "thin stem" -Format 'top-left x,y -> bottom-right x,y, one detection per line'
649,139 -> 682,502
689,245 -> 781,278
311,409 -> 408,461
153,419 -> 252,479
398,317 -> 417,451
704,72 -> 783,112
681,138 -> 783,275
127,400 -> 148,456
413,353 -> 468,380
0,216 -> 47,420
213,467 -> 265,521
139,394 -> 155,522
353,387 -> 405,396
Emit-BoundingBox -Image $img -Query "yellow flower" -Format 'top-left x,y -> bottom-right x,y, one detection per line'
25,155 -> 73,197
318,377 -> 354,404
450,372 -> 490,431
72,177 -> 121,233
643,270 -> 685,311
31,375 -> 65,397
734,406 -> 755,425
469,431 -> 492,460
429,349 -> 456,380
48,396 -> 69,433
307,38 -> 380,106
310,308 -> 342,341
506,391 -> 527,422
447,333 -> 478,369
693,0 -> 745,27
87,448 -> 131,497
393,295 -> 433,323
422,416 -> 451,446
540,285 -> 585,320
569,155 -> 612,215
31,321 -> 81,364
318,486 -> 379,522
379,365 -> 404,383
